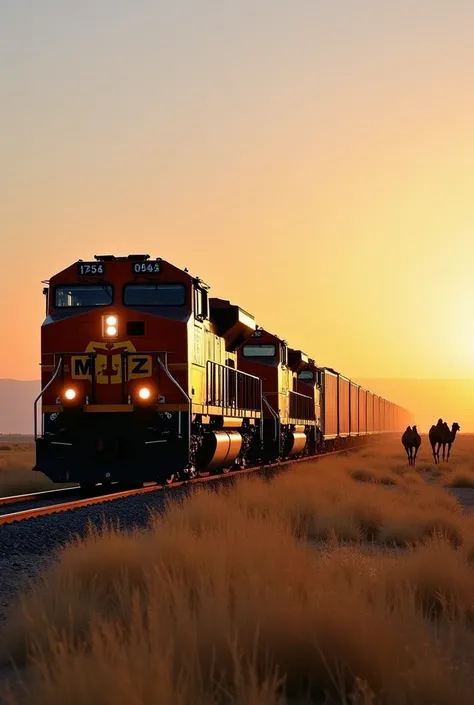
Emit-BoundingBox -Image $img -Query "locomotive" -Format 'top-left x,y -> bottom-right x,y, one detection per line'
33,254 -> 413,488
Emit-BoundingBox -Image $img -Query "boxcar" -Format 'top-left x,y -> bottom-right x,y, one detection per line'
321,369 -> 338,438
374,396 -> 380,434
367,391 -> 374,433
349,381 -> 359,435
338,375 -> 350,437
380,399 -> 386,433
359,388 -> 367,434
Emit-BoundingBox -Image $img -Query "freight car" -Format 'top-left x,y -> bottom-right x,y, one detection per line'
33,254 -> 414,488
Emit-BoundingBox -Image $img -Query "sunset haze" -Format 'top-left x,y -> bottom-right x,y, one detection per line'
1,1 -> 474,426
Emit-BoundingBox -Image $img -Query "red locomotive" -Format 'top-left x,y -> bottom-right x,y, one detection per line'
33,254 -> 414,488
238,329 -> 319,460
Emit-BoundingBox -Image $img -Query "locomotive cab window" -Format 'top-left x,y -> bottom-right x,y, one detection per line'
298,370 -> 314,381
54,285 -> 113,308
124,284 -> 186,306
242,344 -> 276,358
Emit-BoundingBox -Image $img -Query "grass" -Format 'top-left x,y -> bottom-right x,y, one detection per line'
3,437 -> 474,704
0,442 -> 74,497
443,471 -> 474,489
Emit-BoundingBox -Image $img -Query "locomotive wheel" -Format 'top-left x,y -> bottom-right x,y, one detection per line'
208,465 -> 231,475
162,472 -> 177,485
183,465 -> 197,481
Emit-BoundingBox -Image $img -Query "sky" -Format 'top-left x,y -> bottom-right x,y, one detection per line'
2,0 -> 474,391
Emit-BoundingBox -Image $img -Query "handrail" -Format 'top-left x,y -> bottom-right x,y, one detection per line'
34,356 -> 63,440
156,352 -> 191,465
263,395 -> 280,443
42,351 -> 98,404
289,389 -> 313,400
289,388 -> 315,421
208,360 -> 261,382
206,360 -> 261,412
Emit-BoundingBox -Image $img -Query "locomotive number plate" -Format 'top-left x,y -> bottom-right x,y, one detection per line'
77,262 -> 105,276
132,262 -> 161,274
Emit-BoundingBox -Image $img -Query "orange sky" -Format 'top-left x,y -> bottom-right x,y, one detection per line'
2,0 -> 474,405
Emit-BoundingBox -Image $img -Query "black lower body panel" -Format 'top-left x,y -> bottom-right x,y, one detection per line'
35,410 -> 189,485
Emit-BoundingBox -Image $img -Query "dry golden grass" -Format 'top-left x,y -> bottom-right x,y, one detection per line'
443,471 -> 474,488
3,437 -> 474,704
233,445 -> 463,547
0,442 -> 74,497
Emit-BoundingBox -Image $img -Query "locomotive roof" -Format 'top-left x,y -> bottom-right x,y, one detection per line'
250,327 -> 288,346
48,254 -> 209,287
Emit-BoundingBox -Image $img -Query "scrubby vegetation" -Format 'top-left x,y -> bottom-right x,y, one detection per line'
0,441 -> 74,496
2,437 -> 474,704
0,442 -> 50,496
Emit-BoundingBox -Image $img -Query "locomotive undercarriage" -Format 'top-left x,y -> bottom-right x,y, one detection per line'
189,417 -> 261,477
190,418 -> 319,477
35,408 -> 190,487
35,408 -> 322,487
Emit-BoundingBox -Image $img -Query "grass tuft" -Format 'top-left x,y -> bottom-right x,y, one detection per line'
3,436 -> 474,703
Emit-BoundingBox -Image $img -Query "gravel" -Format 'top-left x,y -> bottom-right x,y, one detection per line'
0,476 -> 234,698
1,466 -> 474,698
0,473 -> 251,626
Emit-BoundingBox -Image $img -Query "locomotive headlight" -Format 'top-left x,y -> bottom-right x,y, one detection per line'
64,388 -> 76,401
138,387 -> 151,400
103,314 -> 118,337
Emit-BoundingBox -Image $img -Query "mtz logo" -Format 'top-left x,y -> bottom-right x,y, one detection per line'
72,341 -> 152,384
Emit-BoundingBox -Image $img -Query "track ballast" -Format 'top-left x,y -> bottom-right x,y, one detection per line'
0,442 -> 376,526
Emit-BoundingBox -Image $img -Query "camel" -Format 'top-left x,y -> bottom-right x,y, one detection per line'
428,418 -> 445,464
401,425 -> 421,466
439,422 -> 460,462
429,419 -> 460,463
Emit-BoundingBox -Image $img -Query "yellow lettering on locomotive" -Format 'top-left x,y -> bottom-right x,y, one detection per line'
128,355 -> 152,380
72,342 -> 153,384
71,356 -> 92,380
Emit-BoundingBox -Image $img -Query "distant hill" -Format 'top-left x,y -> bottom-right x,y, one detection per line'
0,378 -> 472,434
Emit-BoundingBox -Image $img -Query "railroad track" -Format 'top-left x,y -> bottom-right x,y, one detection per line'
0,486 -> 79,508
0,445 -> 371,527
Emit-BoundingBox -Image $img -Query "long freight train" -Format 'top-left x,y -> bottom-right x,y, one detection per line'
33,255 -> 413,487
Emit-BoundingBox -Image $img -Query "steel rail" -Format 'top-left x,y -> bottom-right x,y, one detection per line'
0,443 -> 377,526
0,486 -> 80,508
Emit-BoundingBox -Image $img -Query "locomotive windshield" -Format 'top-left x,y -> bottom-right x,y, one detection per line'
54,285 -> 113,308
124,284 -> 186,306
242,344 -> 276,358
